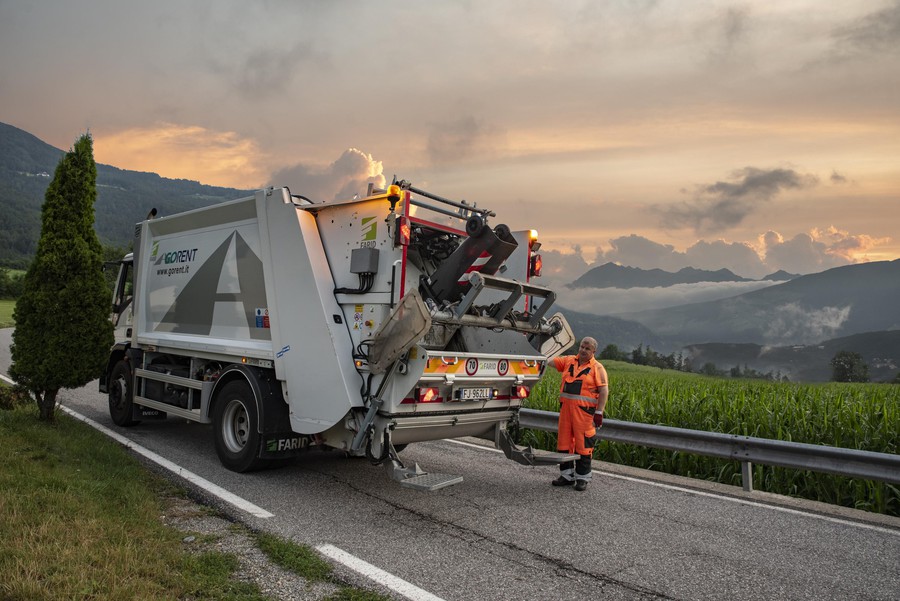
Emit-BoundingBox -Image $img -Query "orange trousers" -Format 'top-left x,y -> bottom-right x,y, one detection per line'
557,399 -> 597,455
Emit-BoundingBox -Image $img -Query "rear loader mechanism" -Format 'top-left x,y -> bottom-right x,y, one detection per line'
352,180 -> 578,490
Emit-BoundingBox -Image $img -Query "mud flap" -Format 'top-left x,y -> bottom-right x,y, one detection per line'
497,427 -> 579,466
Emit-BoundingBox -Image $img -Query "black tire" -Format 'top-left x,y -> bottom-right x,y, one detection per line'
109,360 -> 140,426
393,443 -> 408,454
466,215 -> 485,237
212,380 -> 266,472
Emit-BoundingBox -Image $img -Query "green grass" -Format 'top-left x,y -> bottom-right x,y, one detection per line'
0,403 -> 269,600
256,532 -> 333,581
256,532 -> 391,601
0,299 -> 14,328
0,399 -> 389,600
523,361 -> 900,516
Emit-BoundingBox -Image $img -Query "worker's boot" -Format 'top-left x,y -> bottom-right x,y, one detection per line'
551,476 -> 575,487
574,479 -> 588,491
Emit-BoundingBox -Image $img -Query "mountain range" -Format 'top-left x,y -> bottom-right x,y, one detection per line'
615,260 -> 900,347
569,262 -> 799,289
0,121 -> 250,267
559,260 -> 900,381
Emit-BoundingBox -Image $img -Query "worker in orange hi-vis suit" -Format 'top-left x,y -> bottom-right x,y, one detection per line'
550,337 -> 609,491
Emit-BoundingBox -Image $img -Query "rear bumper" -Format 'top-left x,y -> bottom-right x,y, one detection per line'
376,409 -> 516,445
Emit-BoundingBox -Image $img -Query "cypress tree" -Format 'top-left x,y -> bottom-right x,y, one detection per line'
10,134 -> 114,420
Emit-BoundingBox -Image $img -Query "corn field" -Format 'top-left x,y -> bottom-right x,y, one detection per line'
521,361 -> 899,516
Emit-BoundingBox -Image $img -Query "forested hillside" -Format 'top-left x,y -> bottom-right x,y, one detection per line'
0,122 -> 250,267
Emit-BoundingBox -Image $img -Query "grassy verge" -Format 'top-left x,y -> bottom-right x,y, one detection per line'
523,361 -> 899,516
255,533 -> 389,601
0,403 -> 266,600
0,397 -> 388,600
0,299 -> 14,328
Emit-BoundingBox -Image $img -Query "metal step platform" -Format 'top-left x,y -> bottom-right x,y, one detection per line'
498,429 -> 579,466
385,458 -> 464,492
399,472 -> 464,492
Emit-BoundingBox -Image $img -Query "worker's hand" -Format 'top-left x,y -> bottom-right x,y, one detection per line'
593,411 -> 603,428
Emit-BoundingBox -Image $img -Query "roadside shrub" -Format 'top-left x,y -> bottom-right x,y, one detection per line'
0,385 -> 30,411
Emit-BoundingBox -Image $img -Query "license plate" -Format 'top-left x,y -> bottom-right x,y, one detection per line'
458,387 -> 493,400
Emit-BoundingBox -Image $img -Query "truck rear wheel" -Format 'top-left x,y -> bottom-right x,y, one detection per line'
109,360 -> 140,427
213,380 -> 266,472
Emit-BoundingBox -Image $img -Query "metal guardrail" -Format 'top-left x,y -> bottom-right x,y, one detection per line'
518,408 -> 900,492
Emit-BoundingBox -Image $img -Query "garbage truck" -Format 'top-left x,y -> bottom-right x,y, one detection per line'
101,179 -> 576,490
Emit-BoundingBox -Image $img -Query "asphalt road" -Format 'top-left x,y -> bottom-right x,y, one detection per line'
2,328 -> 898,600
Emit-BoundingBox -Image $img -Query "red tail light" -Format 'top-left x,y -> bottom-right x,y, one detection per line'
398,217 -> 411,246
529,254 -> 542,278
514,385 -> 530,398
416,387 -> 441,403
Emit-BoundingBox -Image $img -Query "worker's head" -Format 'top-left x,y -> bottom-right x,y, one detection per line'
577,337 -> 597,361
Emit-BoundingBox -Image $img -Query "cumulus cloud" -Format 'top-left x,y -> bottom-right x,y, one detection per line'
268,148 -> 386,201
661,167 -> 818,235
757,231 -> 839,275
759,226 -> 891,273
535,246 -> 591,289
683,240 -> 768,278
813,226 -> 892,261
95,123 -> 266,188
600,235 -> 685,272
595,235 -> 769,278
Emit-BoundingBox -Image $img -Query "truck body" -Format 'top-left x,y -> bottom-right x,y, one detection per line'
102,181 -> 575,490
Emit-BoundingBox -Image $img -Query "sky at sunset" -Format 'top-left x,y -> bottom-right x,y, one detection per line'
2,1 -> 898,284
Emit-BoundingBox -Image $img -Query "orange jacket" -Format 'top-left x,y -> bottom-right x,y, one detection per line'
552,355 -> 608,407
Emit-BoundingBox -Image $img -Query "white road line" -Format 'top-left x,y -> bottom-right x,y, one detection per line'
317,544 -> 446,601
56,406 -> 274,519
0,371 -> 274,519
447,438 -> 900,537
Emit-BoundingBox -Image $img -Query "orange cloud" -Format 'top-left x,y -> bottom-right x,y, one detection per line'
94,123 -> 267,188
811,226 -> 892,262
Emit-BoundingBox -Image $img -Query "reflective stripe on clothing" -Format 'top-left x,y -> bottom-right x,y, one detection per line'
559,392 -> 600,405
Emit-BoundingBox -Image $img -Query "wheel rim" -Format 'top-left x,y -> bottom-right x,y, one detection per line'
221,399 -> 249,453
111,375 -> 128,412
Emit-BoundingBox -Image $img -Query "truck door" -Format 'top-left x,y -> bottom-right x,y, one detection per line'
111,257 -> 134,343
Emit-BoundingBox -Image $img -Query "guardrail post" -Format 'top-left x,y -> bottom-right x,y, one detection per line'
741,461 -> 753,492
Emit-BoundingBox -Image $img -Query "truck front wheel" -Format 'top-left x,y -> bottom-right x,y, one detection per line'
213,380 -> 266,472
109,360 -> 140,427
